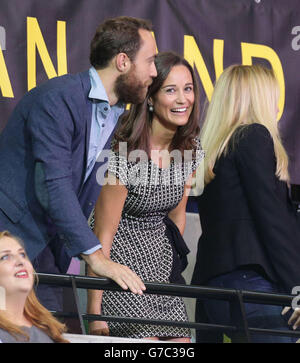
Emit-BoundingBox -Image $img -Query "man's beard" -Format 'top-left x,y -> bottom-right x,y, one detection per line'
114,66 -> 150,104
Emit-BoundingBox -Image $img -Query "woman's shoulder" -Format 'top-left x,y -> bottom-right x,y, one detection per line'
26,325 -> 54,343
193,136 -> 202,148
0,326 -> 54,343
190,136 -> 204,155
231,123 -> 273,151
235,123 -> 271,140
183,136 -> 204,172
0,327 -> 20,343
193,136 -> 205,159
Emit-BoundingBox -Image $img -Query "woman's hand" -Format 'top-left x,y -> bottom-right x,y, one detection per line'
89,320 -> 109,336
282,306 -> 300,330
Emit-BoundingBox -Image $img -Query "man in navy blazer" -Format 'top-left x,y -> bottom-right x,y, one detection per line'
0,16 -> 157,309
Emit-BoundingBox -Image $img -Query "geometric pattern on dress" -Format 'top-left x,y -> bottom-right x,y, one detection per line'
89,137 -> 204,338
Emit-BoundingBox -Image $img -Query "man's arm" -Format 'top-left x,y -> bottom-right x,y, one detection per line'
28,86 -> 145,293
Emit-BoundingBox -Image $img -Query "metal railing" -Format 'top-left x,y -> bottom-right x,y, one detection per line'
37,273 -> 300,343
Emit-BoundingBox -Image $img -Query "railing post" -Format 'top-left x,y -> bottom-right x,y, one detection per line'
71,276 -> 86,335
230,290 -> 251,343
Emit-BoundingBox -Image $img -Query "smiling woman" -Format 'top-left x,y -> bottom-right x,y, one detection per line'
149,64 -> 195,132
87,52 -> 204,341
0,231 -> 68,343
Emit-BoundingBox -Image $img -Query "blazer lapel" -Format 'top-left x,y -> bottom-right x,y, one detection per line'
79,71 -> 93,189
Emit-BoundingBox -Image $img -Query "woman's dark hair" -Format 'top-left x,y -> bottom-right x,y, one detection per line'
114,51 -> 200,155
90,16 -> 152,69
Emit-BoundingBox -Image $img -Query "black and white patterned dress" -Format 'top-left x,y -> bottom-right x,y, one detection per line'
90,137 -> 204,339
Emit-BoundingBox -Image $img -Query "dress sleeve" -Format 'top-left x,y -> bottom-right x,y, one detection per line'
193,137 -> 205,172
107,141 -> 129,187
184,137 -> 205,196
183,137 -> 204,180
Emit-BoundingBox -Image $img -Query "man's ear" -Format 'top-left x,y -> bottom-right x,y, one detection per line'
115,53 -> 131,73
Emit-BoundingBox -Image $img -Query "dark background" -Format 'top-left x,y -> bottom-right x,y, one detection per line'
0,0 -> 299,183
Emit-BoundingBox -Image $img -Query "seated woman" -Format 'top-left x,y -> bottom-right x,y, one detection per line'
0,230 -> 68,343
87,51 -> 204,341
192,64 -> 300,343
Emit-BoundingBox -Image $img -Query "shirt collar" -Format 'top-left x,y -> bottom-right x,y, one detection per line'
88,67 -> 109,102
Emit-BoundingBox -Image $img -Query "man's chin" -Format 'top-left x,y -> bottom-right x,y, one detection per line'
117,82 -> 149,104
137,87 -> 149,103
127,90 -> 148,105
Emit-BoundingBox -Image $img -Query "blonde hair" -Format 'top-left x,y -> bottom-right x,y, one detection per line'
0,231 -> 68,343
200,64 -> 289,184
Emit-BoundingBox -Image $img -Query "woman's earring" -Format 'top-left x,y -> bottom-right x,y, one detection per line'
148,103 -> 154,112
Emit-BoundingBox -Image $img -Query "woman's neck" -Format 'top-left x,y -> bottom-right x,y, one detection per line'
150,117 -> 177,151
4,295 -> 31,327
149,117 -> 178,169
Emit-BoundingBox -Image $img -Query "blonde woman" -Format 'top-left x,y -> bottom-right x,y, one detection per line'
191,64 -> 300,343
0,231 -> 68,343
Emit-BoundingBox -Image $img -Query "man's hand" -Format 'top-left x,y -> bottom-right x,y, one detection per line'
81,249 -> 146,295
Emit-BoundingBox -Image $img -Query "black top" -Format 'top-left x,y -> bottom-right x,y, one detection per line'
191,123 -> 300,293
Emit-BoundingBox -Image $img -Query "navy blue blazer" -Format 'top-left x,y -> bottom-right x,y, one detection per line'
192,124 -> 300,293
0,71 -> 114,262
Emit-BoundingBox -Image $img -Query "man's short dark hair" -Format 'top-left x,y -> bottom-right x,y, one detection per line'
90,16 -> 152,69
